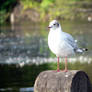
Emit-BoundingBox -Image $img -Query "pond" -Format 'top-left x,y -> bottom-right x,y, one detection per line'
0,20 -> 92,92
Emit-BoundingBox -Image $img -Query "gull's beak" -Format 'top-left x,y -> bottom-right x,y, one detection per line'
48,26 -> 52,28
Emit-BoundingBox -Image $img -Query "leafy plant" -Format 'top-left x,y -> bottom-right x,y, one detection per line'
0,0 -> 92,24
0,0 -> 18,24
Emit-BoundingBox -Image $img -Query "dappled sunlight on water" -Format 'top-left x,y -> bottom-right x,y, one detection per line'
0,20 -> 92,64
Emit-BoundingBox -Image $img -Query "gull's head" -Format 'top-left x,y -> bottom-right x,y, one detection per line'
48,20 -> 60,30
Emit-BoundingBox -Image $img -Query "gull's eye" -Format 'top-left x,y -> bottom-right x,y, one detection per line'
53,24 -> 56,25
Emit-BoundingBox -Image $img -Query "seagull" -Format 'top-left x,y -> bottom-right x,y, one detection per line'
48,20 -> 88,72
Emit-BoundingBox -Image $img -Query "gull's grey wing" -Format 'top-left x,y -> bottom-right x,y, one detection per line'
63,32 -> 78,49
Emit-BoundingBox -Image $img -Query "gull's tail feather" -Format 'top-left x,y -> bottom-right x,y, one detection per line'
75,48 -> 88,53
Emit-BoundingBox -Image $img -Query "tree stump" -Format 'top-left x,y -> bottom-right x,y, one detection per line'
34,70 -> 92,92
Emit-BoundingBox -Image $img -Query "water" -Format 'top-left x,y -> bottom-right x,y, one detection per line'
0,20 -> 92,64
0,87 -> 34,92
0,20 -> 92,91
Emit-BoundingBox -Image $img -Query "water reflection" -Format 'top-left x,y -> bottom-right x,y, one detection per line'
0,23 -> 50,64
0,20 -> 92,64
0,87 -> 34,92
0,20 -> 92,91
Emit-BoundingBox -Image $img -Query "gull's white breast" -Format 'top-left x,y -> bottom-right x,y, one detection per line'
48,30 -> 75,57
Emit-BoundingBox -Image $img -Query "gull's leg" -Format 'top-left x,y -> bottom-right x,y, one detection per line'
64,56 -> 68,72
57,57 -> 60,72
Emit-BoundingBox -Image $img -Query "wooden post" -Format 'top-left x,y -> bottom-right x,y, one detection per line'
34,70 -> 92,92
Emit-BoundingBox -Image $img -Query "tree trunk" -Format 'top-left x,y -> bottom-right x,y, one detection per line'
34,70 -> 92,92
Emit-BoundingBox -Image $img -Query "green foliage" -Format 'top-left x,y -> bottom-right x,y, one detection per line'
21,0 -> 92,21
48,0 -> 74,19
21,0 -> 39,10
0,0 -> 17,24
21,0 -> 55,10
0,0 -> 92,24
0,10 -> 7,24
40,0 -> 55,9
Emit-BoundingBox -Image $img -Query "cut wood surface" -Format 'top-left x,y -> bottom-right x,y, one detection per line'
34,70 -> 92,92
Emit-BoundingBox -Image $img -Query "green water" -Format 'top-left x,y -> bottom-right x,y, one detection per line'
0,20 -> 92,91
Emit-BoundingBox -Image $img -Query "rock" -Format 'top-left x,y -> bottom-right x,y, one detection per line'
34,70 -> 92,92
11,3 -> 40,23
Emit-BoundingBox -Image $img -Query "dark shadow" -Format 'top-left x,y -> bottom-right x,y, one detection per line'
71,71 -> 92,92
0,63 -> 50,88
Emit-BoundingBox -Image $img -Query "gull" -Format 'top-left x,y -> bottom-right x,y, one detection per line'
48,20 -> 88,72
